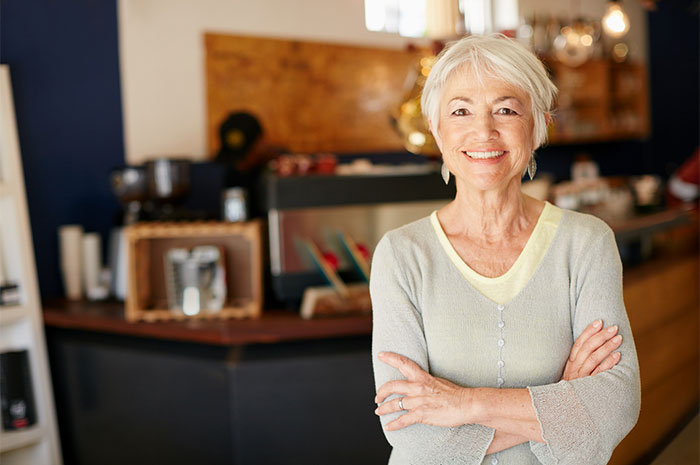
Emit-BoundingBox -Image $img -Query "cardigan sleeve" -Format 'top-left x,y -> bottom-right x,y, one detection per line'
371,235 -> 495,465
527,229 -> 641,465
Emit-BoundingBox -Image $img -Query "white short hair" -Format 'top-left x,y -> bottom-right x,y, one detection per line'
421,34 -> 558,150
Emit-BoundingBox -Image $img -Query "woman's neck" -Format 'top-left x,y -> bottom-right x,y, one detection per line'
441,180 -> 541,242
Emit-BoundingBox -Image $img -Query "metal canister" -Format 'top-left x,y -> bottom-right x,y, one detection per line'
222,187 -> 248,222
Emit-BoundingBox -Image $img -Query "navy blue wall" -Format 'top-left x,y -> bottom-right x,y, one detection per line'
0,0 -> 697,299
646,0 -> 699,175
1,0 -> 124,298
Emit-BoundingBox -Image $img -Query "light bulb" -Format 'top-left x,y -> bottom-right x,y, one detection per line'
602,2 -> 630,38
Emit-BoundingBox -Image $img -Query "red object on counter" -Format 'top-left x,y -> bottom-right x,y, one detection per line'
322,251 -> 339,270
315,154 -> 337,175
667,148 -> 700,208
271,153 -> 337,176
355,243 -> 370,261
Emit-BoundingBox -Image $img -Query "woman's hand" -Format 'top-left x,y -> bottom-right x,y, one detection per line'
487,318 -> 623,455
374,352 -> 472,431
374,319 -> 623,435
562,319 -> 622,381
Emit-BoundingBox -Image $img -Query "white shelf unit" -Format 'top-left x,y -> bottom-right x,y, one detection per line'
0,305 -> 30,327
0,65 -> 62,464
1,425 -> 46,452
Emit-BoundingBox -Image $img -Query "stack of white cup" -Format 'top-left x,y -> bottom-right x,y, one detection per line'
58,225 -> 83,300
58,225 -> 108,300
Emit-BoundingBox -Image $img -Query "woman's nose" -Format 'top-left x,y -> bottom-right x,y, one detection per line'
471,114 -> 497,140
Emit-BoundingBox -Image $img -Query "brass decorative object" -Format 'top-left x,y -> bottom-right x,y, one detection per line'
391,54 -> 441,157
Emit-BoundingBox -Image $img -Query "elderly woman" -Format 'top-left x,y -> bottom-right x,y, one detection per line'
371,34 -> 640,465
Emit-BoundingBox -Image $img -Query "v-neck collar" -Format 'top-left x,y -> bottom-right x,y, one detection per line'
429,201 -> 557,285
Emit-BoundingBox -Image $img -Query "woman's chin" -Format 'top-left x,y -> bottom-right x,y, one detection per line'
455,172 -> 523,193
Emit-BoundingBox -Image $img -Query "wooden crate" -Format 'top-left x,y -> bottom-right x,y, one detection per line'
124,220 -> 263,322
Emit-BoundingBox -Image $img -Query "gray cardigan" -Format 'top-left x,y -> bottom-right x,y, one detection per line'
370,208 -> 641,465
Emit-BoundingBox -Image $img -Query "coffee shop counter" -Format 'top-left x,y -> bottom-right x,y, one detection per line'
42,207 -> 698,465
42,301 -> 384,465
43,300 -> 372,346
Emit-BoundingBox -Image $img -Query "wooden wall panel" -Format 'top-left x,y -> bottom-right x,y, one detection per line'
635,308 -> 699,392
624,255 -> 699,337
610,359 -> 699,464
609,253 -> 700,465
205,33 -> 423,156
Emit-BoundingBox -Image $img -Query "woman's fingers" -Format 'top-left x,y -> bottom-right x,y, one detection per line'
569,319 -> 603,362
375,396 -> 407,416
591,352 -> 621,376
377,352 -> 430,381
573,324 -> 618,366
579,335 -> 623,375
384,409 -> 418,431
374,352 -> 436,404
377,392 -> 469,430
375,380 -> 428,404
562,321 -> 621,381
374,394 -> 433,418
374,353 -> 472,429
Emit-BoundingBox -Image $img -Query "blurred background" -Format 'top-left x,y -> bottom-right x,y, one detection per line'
0,0 -> 697,464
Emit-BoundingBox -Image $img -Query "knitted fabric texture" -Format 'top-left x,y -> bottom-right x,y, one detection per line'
370,208 -> 641,465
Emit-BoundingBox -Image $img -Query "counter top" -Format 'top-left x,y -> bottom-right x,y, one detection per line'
43,300 -> 372,346
44,251 -> 694,347
608,206 -> 696,242
42,207 -> 697,346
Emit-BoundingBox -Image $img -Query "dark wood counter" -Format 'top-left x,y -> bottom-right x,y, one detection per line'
43,303 -> 385,465
43,300 -> 372,346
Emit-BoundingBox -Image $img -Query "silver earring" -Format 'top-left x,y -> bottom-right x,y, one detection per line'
441,163 -> 450,185
527,156 -> 537,180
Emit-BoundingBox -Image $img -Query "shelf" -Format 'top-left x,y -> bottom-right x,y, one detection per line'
0,65 -> 62,463
550,128 -> 648,145
0,305 -> 29,326
547,58 -> 649,145
0,425 -> 45,453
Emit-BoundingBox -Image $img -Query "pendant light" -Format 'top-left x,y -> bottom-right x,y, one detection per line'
602,0 -> 630,38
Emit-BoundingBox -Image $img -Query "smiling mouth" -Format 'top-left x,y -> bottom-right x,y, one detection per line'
463,150 -> 506,159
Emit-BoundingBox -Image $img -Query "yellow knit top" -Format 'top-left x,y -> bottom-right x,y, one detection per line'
429,201 -> 563,305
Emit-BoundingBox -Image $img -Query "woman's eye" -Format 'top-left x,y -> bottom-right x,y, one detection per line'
496,108 -> 518,116
452,108 -> 469,116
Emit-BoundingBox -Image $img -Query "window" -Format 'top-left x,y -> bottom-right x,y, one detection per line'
364,0 -> 519,38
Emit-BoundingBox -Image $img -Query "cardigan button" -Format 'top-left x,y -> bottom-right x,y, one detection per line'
497,304 -> 505,311
491,458 -> 499,465
498,321 -> 505,329
497,339 -> 505,347
497,377 -> 504,386
497,360 -> 505,368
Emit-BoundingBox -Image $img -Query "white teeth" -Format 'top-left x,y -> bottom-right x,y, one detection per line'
465,151 -> 505,159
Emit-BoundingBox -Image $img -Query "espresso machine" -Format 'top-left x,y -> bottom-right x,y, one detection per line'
110,158 -> 196,224
108,158 -> 198,300
261,168 -> 455,306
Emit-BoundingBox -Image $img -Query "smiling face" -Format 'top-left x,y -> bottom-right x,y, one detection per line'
431,67 -> 536,194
